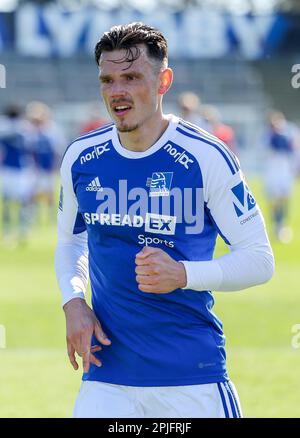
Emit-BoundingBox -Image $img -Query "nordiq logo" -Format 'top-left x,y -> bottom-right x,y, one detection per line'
80,142 -> 110,164
163,143 -> 194,169
231,181 -> 256,217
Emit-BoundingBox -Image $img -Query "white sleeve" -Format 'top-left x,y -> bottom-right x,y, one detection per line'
54,150 -> 89,307
181,160 -> 274,292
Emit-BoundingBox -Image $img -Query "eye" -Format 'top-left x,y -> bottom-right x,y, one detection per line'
126,75 -> 135,81
100,78 -> 113,84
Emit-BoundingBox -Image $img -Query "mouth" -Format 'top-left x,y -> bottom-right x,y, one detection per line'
112,104 -> 133,117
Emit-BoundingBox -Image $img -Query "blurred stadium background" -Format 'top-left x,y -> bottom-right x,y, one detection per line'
0,0 -> 300,418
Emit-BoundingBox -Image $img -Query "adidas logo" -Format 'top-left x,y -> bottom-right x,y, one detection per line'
86,177 -> 103,192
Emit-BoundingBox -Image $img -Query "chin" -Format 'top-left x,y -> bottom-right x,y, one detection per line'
117,122 -> 139,133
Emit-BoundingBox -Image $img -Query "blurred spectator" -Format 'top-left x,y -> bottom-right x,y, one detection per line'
26,101 -> 65,216
0,104 -> 35,244
178,92 -> 208,129
263,110 -> 299,243
203,104 -> 238,155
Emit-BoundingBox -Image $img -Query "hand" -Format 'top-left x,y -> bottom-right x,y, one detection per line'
63,298 -> 111,373
135,246 -> 187,294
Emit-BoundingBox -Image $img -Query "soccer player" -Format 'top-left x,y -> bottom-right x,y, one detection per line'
0,104 -> 35,244
26,101 -> 65,216
55,23 -> 274,418
263,111 -> 298,243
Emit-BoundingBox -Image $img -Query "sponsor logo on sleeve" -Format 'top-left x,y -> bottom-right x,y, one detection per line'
231,181 -> 257,223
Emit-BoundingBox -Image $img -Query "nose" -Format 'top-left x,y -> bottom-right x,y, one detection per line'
110,80 -> 127,97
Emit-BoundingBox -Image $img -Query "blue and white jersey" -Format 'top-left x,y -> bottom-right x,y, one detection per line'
57,115 -> 267,386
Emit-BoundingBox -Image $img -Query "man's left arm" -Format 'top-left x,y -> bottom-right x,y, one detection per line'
136,170 -> 274,293
181,170 -> 275,292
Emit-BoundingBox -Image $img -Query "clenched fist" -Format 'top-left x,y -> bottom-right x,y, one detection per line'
135,246 -> 187,293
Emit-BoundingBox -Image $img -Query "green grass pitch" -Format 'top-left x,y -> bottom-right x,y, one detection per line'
0,178 -> 300,417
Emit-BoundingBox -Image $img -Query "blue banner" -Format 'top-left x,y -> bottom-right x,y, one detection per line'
0,4 -> 297,59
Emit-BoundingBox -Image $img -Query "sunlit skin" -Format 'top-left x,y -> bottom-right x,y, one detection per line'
98,46 -> 173,152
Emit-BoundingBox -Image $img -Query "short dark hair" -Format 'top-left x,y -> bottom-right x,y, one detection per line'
94,22 -> 168,68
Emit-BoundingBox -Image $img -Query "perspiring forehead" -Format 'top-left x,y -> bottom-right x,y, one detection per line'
99,45 -> 165,76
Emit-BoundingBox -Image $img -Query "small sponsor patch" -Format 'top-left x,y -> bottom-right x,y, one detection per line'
146,172 -> 173,197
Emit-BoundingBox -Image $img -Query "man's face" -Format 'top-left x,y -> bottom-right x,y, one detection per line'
99,46 -> 161,132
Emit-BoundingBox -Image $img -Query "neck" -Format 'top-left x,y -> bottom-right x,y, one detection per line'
117,113 -> 170,152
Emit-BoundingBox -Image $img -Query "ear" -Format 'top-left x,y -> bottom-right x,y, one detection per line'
158,68 -> 173,95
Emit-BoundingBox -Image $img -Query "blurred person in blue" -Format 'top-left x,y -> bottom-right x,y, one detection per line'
0,104 -> 35,244
264,111 -> 299,243
26,101 -> 65,218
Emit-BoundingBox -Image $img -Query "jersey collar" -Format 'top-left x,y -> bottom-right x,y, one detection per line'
111,114 -> 179,159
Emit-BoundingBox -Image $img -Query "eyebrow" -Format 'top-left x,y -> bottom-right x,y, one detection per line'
99,71 -> 144,81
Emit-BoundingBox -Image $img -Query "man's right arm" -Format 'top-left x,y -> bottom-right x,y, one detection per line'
55,149 -> 111,372
55,149 -> 89,307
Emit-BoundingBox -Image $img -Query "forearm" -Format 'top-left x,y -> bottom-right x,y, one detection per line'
55,231 -> 89,306
181,236 -> 274,292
